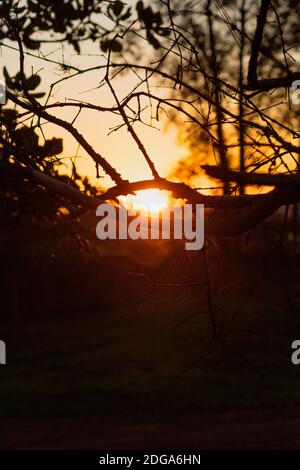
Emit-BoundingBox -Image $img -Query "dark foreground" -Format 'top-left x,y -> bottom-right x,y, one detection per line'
2,408 -> 299,449
1,246 -> 300,449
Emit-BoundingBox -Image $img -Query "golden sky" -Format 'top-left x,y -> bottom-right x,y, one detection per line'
1,37 -> 186,191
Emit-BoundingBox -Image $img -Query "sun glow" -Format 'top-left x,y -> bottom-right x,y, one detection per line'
120,189 -> 169,214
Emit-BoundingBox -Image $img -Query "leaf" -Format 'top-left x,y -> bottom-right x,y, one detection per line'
28,0 -> 40,13
71,40 -> 80,54
100,40 -> 109,52
160,27 -> 171,37
111,39 -> 122,53
23,35 -> 41,50
14,6 -> 26,14
146,31 -> 160,49
3,67 -> 14,90
2,109 -> 18,123
152,12 -> 162,30
120,7 -> 131,21
42,138 -> 63,157
136,1 -> 144,16
26,74 -> 41,91
30,92 -> 46,99
100,39 -> 122,53
113,0 -> 124,17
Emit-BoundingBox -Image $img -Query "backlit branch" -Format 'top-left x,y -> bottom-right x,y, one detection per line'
3,161 -> 300,238
202,165 -> 300,188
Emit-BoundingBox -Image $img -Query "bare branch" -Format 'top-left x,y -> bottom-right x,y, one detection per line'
247,0 -> 271,84
202,165 -> 300,188
7,91 -> 125,185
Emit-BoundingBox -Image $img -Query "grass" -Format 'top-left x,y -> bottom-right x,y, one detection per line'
1,290 -> 300,422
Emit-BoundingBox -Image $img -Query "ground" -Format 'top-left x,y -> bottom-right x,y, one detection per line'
1,262 -> 300,450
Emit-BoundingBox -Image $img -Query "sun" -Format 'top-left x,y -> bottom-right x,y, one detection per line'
120,189 -> 169,213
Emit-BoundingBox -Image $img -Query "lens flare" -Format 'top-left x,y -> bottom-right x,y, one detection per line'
120,189 -> 169,213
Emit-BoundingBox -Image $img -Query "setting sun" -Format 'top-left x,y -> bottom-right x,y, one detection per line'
120,189 -> 169,213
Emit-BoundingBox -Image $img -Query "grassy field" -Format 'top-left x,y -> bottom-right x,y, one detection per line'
1,275 -> 300,448
1,243 -> 300,448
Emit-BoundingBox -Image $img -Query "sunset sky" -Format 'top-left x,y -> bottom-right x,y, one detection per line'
1,35 -> 186,195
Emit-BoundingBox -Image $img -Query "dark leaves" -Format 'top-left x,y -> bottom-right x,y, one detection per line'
136,0 -> 163,49
1,0 -> 109,52
41,138 -> 63,157
112,0 -> 124,17
146,31 -> 160,50
3,68 -> 45,98
23,35 -> 41,50
100,38 -> 122,53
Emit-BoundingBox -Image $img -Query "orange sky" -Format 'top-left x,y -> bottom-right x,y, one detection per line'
1,38 -> 186,191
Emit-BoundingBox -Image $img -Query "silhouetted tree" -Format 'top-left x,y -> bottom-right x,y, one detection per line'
1,0 -> 300,238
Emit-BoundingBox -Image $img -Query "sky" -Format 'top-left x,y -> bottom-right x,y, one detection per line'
1,29 -> 186,192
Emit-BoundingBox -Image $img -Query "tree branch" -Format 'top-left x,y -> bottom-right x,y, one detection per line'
202,165 -> 300,187
244,73 -> 300,91
247,0 -> 271,84
3,161 -> 300,238
6,91 -> 125,185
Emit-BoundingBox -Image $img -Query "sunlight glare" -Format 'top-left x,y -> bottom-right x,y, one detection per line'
120,189 -> 169,213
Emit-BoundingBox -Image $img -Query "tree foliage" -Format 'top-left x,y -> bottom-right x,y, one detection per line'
1,0 -> 300,238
